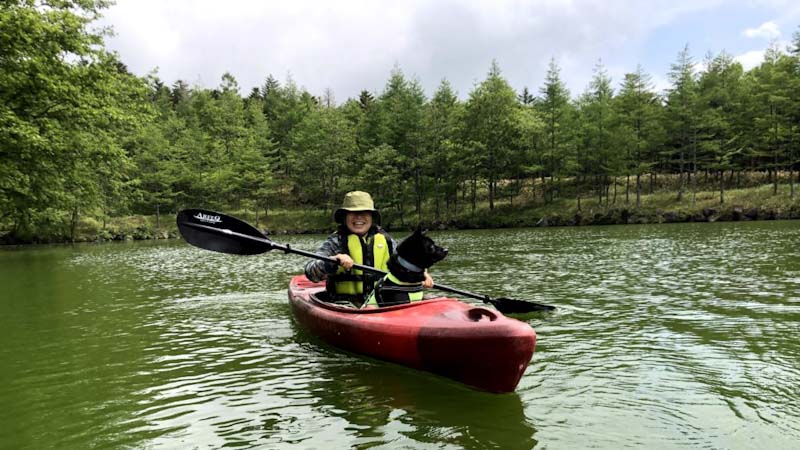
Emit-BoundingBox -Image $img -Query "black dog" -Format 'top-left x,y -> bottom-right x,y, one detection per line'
364,228 -> 448,307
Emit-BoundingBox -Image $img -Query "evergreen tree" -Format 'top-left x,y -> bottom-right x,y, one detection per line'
464,60 -> 521,210
359,90 -> 375,110
697,52 -> 745,204
579,61 -> 616,205
747,44 -> 794,194
665,45 -> 699,201
518,87 -> 535,105
380,66 -> 427,218
360,143 -> 405,225
614,65 -> 662,207
130,74 -> 181,228
424,79 -> 462,219
788,27 -> 800,197
171,80 -> 190,109
288,106 -> 357,208
537,58 -> 574,203
516,104 -> 545,204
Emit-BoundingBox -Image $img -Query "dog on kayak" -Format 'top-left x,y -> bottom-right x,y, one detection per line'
363,228 -> 448,308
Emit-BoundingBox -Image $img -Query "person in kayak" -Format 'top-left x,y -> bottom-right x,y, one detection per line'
304,190 -> 433,306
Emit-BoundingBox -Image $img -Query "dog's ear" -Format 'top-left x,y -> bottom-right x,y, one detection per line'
413,226 -> 427,236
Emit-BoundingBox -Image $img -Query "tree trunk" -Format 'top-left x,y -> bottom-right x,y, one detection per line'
70,207 -> 79,243
415,166 -> 422,222
612,176 -> 617,205
471,175 -> 477,213
773,106 -> 779,195
791,130 -> 796,200
488,178 -> 495,210
636,174 -> 641,209
625,174 -> 630,204
434,177 -> 441,221
691,138 -> 698,206
774,167 -> 779,195
545,176 -> 550,204
677,148 -> 685,201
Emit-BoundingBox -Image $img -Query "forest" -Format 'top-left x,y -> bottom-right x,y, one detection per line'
2,1 -> 799,242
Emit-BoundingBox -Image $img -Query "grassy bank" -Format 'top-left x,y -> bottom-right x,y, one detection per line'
0,214 -> 181,245
251,183 -> 800,232
2,183 -> 799,245
434,183 -> 800,229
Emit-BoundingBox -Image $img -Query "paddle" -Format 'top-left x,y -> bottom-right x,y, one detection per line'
176,209 -> 556,314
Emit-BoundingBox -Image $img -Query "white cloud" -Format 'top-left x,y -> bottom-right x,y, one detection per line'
735,50 -> 765,70
743,21 -> 781,39
97,0 -> 798,101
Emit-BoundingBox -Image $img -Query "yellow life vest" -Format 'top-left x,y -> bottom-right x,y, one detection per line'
331,232 -> 390,298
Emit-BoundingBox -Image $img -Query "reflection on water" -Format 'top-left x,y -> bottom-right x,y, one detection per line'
1,221 -> 799,448
291,329 -> 536,449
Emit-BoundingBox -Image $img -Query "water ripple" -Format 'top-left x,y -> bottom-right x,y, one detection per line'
2,221 -> 800,448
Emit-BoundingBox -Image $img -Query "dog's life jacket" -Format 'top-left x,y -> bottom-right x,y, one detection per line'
363,272 -> 425,307
327,231 -> 391,303
363,255 -> 427,307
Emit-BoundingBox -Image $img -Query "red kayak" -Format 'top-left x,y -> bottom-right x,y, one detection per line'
288,275 -> 537,393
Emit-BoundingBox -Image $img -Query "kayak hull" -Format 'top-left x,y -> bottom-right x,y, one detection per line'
288,275 -> 536,393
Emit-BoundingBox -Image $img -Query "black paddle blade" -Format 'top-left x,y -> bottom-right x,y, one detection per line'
488,297 -> 556,314
176,209 -> 273,255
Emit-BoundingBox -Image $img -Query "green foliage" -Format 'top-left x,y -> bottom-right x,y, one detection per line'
2,7 -> 800,243
0,0 -> 149,239
576,60 -> 617,203
696,52 -> 746,202
613,65 -> 664,206
379,66 -> 427,216
424,79 -> 464,219
464,61 -> 524,209
288,106 -> 356,208
537,58 -> 576,203
664,45 -> 700,200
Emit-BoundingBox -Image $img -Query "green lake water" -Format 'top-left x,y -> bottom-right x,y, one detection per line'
1,220 -> 799,449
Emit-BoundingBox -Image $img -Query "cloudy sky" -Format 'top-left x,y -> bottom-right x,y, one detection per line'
98,0 -> 800,102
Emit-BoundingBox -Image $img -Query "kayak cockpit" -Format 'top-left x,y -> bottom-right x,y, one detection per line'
307,290 -> 455,314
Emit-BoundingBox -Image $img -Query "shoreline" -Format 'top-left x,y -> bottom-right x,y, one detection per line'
3,204 -> 798,246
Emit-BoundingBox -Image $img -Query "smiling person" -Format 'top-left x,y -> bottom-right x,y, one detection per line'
304,191 -> 432,306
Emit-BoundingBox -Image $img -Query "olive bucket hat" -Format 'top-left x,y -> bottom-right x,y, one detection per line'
333,191 -> 381,225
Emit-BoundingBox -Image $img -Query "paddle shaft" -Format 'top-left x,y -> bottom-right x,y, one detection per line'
184,221 -> 499,303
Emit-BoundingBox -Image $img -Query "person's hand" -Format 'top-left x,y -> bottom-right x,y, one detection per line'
423,271 -> 434,289
334,253 -> 354,270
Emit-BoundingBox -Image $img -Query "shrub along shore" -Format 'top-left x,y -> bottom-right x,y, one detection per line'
2,183 -> 798,246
